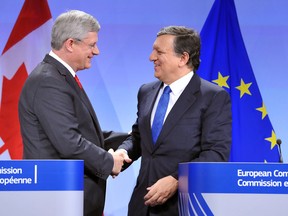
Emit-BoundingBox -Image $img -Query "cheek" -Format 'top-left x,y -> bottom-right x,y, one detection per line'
84,60 -> 91,68
83,53 -> 90,62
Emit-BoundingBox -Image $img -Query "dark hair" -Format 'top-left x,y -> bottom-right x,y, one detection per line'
157,26 -> 201,71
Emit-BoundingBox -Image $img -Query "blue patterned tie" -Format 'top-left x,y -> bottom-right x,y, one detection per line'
151,86 -> 171,144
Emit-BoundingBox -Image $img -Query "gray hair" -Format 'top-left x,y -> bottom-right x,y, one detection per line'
157,26 -> 201,71
51,10 -> 100,50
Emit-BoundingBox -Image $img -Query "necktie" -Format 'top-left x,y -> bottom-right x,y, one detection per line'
74,75 -> 83,89
151,86 -> 171,144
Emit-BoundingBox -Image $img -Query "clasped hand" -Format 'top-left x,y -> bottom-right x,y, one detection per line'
108,149 -> 132,178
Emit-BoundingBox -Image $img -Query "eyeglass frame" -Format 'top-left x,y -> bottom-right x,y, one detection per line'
74,38 -> 97,49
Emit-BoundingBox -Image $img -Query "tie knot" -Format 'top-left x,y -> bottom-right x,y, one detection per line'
163,86 -> 171,95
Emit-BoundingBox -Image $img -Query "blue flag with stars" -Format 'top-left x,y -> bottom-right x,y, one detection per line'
197,0 -> 280,162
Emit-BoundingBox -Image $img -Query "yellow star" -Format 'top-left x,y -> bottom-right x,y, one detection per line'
212,72 -> 230,88
256,102 -> 268,119
235,79 -> 252,98
265,130 -> 277,150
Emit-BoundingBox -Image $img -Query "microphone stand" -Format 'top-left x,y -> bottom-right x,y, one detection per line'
277,139 -> 283,163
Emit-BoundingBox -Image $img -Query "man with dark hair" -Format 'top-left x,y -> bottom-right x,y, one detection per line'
118,26 -> 232,215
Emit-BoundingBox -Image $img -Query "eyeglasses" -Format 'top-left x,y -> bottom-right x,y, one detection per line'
74,38 -> 97,49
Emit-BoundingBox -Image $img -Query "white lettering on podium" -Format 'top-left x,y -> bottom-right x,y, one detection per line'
0,166 -> 34,186
0,176 -> 32,185
34,165 -> 37,184
237,169 -> 272,178
0,167 -> 22,174
236,168 -> 288,189
274,170 -> 288,177
238,179 -> 282,187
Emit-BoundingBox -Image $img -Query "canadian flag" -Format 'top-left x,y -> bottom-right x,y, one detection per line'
0,0 -> 52,159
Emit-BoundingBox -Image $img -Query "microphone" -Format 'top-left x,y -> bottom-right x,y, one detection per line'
276,139 -> 283,163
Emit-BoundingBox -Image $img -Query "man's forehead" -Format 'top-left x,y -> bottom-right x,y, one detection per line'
153,35 -> 175,49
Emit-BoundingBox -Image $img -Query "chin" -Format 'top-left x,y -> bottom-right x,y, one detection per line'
154,72 -> 161,79
85,64 -> 91,69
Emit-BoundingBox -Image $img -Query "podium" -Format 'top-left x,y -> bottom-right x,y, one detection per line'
178,162 -> 288,216
0,160 -> 83,216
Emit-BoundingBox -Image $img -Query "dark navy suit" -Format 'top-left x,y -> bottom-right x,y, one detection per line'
120,74 -> 232,215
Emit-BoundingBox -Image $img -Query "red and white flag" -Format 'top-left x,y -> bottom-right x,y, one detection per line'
0,0 -> 52,159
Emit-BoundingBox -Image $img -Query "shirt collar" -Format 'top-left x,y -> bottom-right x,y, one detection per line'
166,71 -> 194,95
49,50 -> 76,77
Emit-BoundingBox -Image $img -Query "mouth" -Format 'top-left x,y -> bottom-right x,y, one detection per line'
154,63 -> 160,70
87,56 -> 93,63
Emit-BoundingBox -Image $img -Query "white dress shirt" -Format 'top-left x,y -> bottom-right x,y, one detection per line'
151,71 -> 194,126
49,50 -> 76,77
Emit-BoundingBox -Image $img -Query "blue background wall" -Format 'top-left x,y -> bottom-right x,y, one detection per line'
1,1 -> 288,215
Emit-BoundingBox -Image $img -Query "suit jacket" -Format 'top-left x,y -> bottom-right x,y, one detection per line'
120,74 -> 232,216
18,54 -> 127,216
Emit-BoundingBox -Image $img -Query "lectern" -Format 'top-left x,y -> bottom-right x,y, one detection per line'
178,162 -> 288,216
0,160 -> 83,216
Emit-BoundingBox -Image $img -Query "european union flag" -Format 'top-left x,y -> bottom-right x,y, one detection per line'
197,0 -> 281,162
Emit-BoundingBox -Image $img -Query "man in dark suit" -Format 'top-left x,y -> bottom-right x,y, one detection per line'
118,26 -> 232,215
18,10 -> 130,216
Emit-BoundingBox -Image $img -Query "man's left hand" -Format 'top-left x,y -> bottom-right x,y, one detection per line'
144,175 -> 178,207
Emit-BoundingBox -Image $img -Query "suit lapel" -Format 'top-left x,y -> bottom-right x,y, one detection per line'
79,88 -> 105,145
44,55 -> 104,145
153,74 -> 201,150
142,82 -> 162,149
67,74 -> 105,145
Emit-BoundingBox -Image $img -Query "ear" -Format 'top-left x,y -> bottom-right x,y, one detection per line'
179,52 -> 190,67
64,38 -> 75,52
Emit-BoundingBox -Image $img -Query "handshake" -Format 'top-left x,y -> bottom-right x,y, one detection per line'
108,149 -> 132,178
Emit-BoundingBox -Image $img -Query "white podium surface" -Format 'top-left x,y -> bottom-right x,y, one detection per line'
178,162 -> 288,216
0,160 -> 83,216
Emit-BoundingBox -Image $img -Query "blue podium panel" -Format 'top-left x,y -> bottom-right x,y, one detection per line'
178,162 -> 288,216
0,160 -> 83,216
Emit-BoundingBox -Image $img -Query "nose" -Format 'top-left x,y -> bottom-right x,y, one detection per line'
92,46 -> 100,55
149,50 -> 156,62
